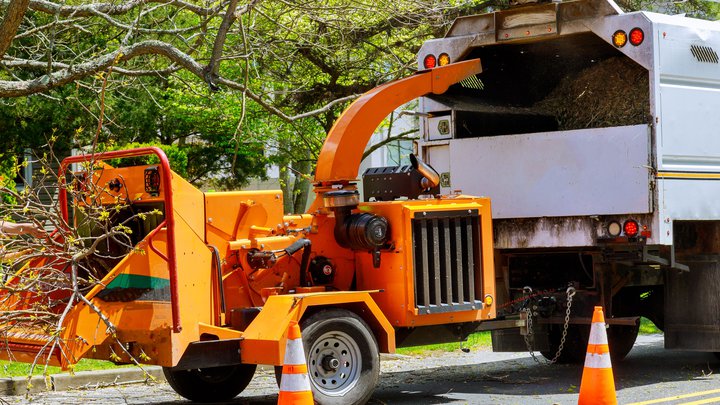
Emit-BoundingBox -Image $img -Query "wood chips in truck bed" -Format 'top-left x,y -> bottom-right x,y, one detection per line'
536,57 -> 650,130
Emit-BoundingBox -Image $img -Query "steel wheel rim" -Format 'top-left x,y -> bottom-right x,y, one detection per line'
307,330 -> 361,396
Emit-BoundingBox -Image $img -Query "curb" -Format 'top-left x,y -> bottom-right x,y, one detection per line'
0,366 -> 165,396
1,355 -> 401,396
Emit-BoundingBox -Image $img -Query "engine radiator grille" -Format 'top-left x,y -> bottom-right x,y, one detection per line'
412,209 -> 483,314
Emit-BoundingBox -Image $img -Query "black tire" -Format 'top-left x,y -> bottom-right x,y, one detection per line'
541,323 -> 639,364
607,324 -> 639,361
163,364 -> 256,403
540,324 -> 588,364
275,309 -> 380,405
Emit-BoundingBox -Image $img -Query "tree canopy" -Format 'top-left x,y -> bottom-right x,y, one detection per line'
1,0 -> 718,211
0,0 -> 501,211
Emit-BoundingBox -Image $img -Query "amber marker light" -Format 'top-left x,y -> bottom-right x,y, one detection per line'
612,30 -> 627,47
641,225 -> 652,238
629,27 -> 644,46
484,295 -> 494,307
423,54 -> 437,69
438,53 -> 450,66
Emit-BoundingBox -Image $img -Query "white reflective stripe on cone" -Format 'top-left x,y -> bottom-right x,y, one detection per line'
584,352 -> 612,369
279,373 -> 312,392
588,324 -> 609,345
283,339 -> 306,365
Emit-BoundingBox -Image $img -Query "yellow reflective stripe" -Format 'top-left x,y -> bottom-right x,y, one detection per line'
583,352 -> 612,369
657,172 -> 720,179
626,388 -> 720,405
279,373 -> 312,392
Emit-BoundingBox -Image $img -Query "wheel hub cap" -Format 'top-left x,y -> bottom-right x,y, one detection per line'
321,355 -> 340,371
308,331 -> 362,396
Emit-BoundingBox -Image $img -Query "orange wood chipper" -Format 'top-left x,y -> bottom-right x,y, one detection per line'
0,60 -> 497,404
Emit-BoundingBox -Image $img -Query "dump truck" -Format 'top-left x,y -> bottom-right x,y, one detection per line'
416,0 -> 720,362
0,61 -> 500,404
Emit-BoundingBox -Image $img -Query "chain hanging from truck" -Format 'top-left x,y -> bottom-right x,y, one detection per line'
522,285 -> 575,365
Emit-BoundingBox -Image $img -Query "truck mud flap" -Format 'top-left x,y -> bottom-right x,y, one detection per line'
174,338 -> 244,369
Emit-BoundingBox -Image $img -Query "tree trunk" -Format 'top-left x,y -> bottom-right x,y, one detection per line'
279,165 -> 293,214
291,154 -> 312,214
0,0 -> 30,59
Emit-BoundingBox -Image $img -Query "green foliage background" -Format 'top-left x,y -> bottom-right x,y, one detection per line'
1,0 -> 719,211
0,154 -> 17,204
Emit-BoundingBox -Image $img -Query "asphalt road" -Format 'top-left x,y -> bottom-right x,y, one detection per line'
6,334 -> 720,404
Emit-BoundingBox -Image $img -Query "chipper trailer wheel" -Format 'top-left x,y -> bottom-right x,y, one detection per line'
163,363 -> 256,403
275,308 -> 380,405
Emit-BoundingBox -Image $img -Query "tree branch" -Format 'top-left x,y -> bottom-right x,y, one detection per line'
361,129 -> 418,161
0,0 -> 227,17
0,0 -> 31,59
204,0 -> 239,89
2,56 -> 181,76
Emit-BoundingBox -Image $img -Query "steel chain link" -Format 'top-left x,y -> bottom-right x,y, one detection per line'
522,285 -> 576,365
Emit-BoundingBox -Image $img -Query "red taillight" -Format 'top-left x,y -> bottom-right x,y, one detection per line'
624,220 -> 639,237
629,28 -> 644,46
423,54 -> 437,69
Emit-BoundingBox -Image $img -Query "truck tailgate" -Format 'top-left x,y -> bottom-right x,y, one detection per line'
436,124 -> 652,219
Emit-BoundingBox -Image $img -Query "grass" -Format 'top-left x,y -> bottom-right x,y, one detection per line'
639,317 -> 662,334
396,331 -> 492,355
0,359 -> 127,378
397,317 -> 662,355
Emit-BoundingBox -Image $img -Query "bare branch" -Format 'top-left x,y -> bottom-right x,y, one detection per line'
0,0 -> 31,59
362,129 -> 418,161
1,39 -> 360,122
0,40 -> 198,97
234,0 -> 262,18
205,0 -> 239,89
0,0 -> 227,18
2,56 -> 181,76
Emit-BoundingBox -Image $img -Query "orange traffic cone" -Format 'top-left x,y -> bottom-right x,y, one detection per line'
578,306 -> 617,405
278,320 -> 314,405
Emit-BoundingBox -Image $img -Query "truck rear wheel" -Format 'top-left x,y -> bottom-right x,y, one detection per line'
540,324 -> 587,364
607,324 -> 640,361
275,309 -> 380,405
541,323 -> 639,363
163,364 -> 256,403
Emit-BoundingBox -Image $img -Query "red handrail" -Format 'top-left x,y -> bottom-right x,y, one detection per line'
59,147 -> 182,333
